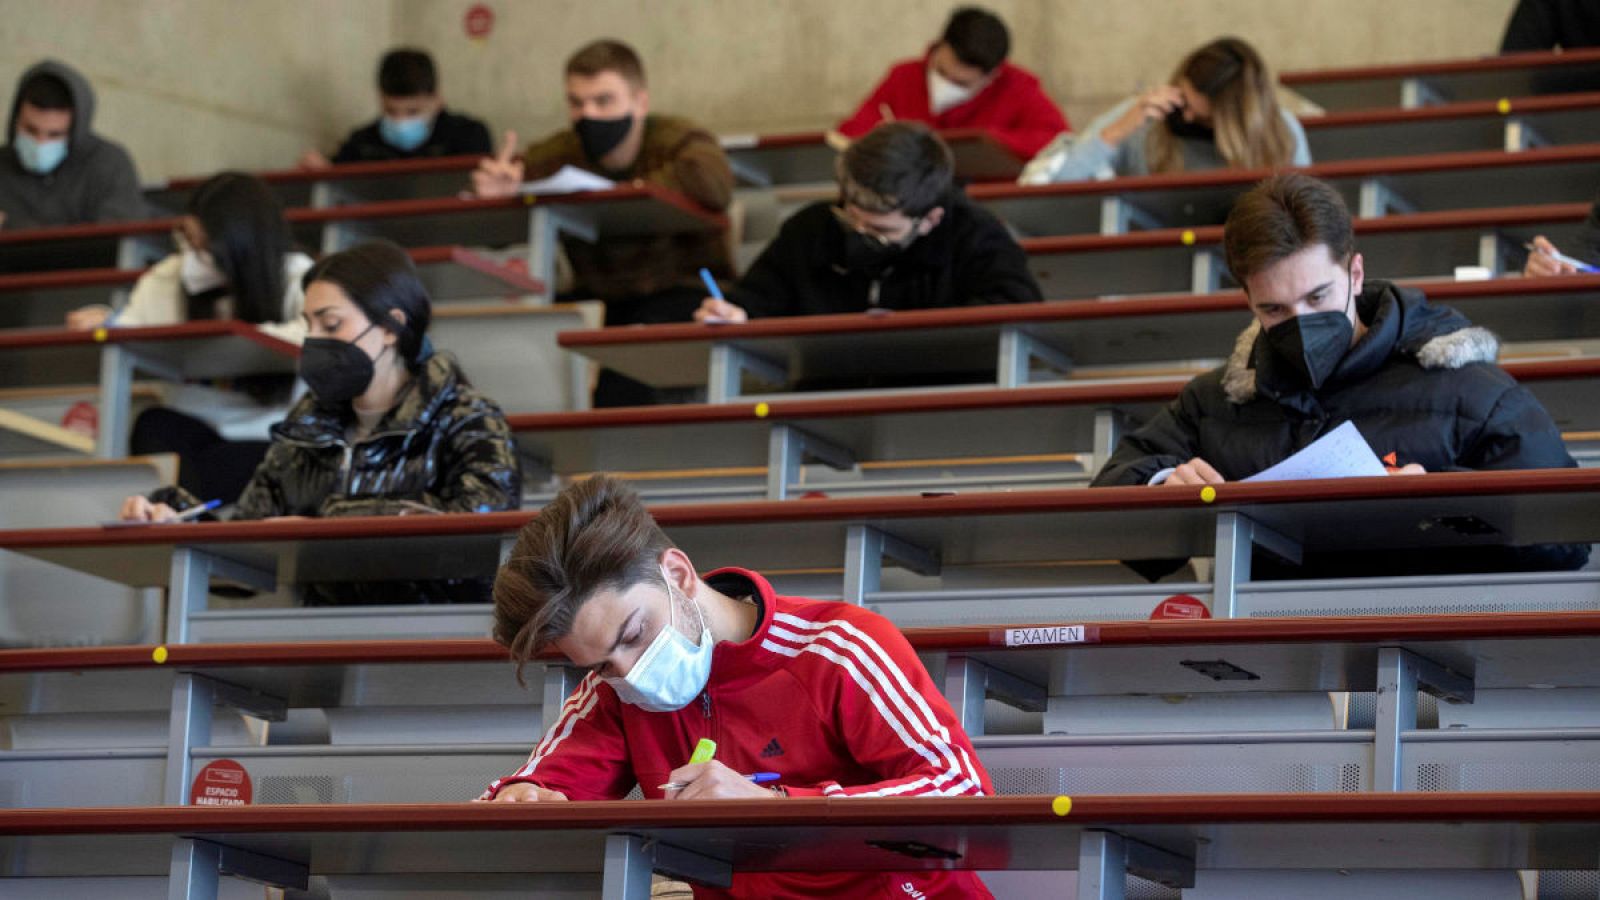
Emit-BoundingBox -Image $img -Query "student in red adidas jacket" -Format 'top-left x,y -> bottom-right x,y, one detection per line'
481,474 -> 994,899
836,7 -> 1068,160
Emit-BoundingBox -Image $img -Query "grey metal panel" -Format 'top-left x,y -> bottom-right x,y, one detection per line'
429,304 -> 599,415
0,461 -> 165,647
0,751 -> 163,808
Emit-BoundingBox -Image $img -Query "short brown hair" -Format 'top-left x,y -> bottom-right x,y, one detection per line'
565,39 -> 646,88
493,475 -> 673,682
1224,173 -> 1354,285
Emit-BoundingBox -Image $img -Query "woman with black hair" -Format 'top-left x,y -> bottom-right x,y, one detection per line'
68,171 -> 312,502
119,241 -> 522,604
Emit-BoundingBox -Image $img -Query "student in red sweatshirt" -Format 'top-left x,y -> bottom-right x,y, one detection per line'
482,474 -> 994,899
836,6 -> 1068,160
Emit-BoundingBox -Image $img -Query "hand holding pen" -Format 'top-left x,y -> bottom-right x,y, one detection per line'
1524,237 -> 1599,277
660,737 -> 784,800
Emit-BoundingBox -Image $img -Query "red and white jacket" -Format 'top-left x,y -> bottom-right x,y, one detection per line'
484,568 -> 994,899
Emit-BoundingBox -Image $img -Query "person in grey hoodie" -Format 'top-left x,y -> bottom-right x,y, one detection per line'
0,60 -> 146,229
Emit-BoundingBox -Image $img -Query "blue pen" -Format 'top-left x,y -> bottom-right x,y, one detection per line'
171,499 -> 222,522
658,771 -> 782,790
699,267 -> 724,300
1525,242 -> 1600,274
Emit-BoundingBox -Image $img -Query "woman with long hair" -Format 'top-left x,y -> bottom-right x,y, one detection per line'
1019,37 -> 1308,184
67,171 -> 312,502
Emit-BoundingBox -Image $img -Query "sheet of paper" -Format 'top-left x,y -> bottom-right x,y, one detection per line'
520,165 -> 616,195
1242,420 -> 1388,483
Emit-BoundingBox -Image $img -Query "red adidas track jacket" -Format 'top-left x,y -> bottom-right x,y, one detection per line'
484,567 -> 994,899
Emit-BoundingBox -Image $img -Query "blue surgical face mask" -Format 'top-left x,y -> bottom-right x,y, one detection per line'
15,132 -> 67,174
379,114 -> 432,152
604,567 -> 714,713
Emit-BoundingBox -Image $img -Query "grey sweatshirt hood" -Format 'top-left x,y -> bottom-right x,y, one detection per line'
7,60 -> 100,163
0,59 -> 146,227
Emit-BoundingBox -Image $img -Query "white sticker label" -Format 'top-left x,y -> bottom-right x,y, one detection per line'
1004,625 -> 1086,647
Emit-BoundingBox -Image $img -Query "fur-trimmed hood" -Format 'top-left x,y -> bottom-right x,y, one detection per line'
1221,280 -> 1500,404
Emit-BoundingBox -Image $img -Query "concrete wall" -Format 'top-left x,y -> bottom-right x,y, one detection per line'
0,0 -> 393,182
0,0 -> 1521,182
397,0 -> 1521,144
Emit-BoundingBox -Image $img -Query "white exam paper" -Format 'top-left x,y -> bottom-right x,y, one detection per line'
1242,421 -> 1388,482
520,165 -> 616,195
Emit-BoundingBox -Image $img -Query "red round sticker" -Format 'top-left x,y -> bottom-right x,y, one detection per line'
464,3 -> 495,39
60,400 -> 98,438
190,759 -> 252,806
1151,594 -> 1211,620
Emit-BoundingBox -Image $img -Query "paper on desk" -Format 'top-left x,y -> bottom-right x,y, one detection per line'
520,165 -> 616,195
1242,421 -> 1388,482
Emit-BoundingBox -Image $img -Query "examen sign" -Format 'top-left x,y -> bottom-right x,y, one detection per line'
1003,625 -> 1086,647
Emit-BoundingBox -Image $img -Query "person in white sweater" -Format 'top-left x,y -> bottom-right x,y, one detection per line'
1020,37 -> 1309,184
67,172 -> 312,503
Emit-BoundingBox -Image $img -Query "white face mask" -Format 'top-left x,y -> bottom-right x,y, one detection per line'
603,567 -> 714,712
928,66 -> 982,115
179,247 -> 227,295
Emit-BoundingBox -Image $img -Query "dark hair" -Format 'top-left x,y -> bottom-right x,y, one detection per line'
566,39 -> 646,88
187,172 -> 293,325
301,241 -> 433,371
18,72 -> 72,112
1224,173 -> 1355,285
494,475 -> 675,683
378,48 -> 437,97
942,7 -> 1010,73
837,122 -> 954,218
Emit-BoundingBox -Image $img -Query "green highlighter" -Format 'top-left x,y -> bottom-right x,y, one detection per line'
688,738 -> 718,765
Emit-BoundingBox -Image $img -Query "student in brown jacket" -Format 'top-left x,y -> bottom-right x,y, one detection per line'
474,39 -> 735,407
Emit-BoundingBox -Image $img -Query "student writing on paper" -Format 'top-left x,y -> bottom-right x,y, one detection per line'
0,60 -> 146,228
695,122 -> 1041,324
1019,37 -> 1308,185
1093,173 -> 1588,578
481,475 -> 994,900
835,6 -> 1069,159
298,48 -> 492,169
67,173 -> 312,505
119,241 -> 520,605
472,39 -> 735,407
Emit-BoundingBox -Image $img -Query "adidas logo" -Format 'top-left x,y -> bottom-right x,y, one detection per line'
759,737 -> 784,758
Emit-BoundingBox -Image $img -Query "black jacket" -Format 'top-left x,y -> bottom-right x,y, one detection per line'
331,108 -> 493,164
1501,0 -> 1600,50
727,196 -> 1042,318
154,352 -> 521,604
1093,282 -> 1590,577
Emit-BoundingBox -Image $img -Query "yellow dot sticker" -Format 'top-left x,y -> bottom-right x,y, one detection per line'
1200,486 -> 1217,504
92,328 -> 109,343
151,646 -> 169,664
522,194 -> 537,206
1180,230 -> 1196,246
1051,795 -> 1073,817
753,402 -> 770,418
1496,97 -> 1511,115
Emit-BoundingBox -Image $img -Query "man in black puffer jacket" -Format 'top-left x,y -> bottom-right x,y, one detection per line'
1093,173 -> 1589,579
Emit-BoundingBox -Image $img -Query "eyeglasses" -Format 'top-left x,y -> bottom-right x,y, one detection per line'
830,204 -> 916,248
